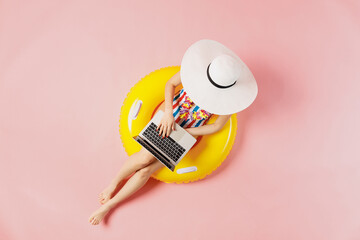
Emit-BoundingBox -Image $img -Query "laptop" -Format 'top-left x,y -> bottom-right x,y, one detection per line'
132,110 -> 197,171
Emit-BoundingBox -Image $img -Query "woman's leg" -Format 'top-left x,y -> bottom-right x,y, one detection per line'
99,147 -> 158,204
89,159 -> 164,225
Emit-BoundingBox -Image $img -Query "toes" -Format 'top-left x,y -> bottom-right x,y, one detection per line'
99,196 -> 106,201
100,197 -> 109,204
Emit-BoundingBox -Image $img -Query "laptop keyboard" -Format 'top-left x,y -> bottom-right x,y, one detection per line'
143,122 -> 186,162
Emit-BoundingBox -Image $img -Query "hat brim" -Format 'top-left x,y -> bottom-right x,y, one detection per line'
180,39 -> 258,115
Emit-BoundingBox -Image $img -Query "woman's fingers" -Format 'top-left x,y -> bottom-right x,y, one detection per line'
162,124 -> 167,138
166,125 -> 171,137
156,122 -> 162,132
156,119 -> 176,138
159,123 -> 166,138
160,125 -> 165,136
157,123 -> 163,135
158,122 -> 166,135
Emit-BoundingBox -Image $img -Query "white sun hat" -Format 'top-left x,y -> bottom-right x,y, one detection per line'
180,39 -> 258,115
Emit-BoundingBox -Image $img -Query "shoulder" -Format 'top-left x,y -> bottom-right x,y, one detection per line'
167,71 -> 182,87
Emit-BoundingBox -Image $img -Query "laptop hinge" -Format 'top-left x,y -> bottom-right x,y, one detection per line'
134,136 -> 175,172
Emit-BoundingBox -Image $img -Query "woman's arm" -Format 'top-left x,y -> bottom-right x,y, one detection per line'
157,72 -> 182,137
185,114 -> 232,138
164,72 -> 181,114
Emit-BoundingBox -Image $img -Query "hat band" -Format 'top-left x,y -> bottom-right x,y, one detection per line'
207,63 -> 237,89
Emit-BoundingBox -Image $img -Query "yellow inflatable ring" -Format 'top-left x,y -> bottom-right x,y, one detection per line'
119,66 -> 237,184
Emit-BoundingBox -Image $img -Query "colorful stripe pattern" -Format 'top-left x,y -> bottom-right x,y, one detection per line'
172,88 -> 213,128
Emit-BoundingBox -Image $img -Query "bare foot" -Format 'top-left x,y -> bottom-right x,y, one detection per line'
98,183 -> 118,204
89,205 -> 111,225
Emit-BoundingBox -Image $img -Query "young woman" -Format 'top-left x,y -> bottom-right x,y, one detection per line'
88,71 -> 231,225
89,39 -> 258,225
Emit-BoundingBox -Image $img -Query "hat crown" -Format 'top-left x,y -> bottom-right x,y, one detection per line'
208,54 -> 241,86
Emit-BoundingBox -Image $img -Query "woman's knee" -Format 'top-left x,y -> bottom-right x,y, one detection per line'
136,166 -> 152,178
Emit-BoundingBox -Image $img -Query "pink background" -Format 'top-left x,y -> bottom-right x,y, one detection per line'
1,0 -> 360,239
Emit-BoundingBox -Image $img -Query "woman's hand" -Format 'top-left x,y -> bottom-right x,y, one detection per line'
156,111 -> 175,138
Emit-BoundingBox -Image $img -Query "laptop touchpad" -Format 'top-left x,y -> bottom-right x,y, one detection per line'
170,129 -> 185,142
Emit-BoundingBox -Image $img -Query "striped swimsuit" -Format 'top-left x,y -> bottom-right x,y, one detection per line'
172,88 -> 213,128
